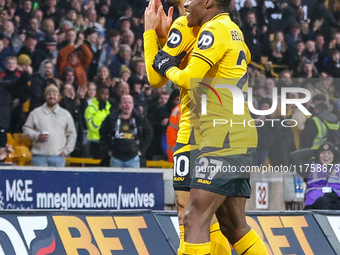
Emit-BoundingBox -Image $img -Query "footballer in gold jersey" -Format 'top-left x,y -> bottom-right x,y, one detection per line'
144,1 -> 232,255
152,0 -> 269,254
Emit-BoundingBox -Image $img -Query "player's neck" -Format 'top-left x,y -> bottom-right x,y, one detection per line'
200,9 -> 224,26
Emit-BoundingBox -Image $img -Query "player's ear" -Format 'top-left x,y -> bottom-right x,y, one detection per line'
205,0 -> 213,9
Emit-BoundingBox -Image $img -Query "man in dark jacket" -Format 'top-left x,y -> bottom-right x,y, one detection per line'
0,64 -> 31,135
29,60 -> 56,111
82,27 -> 99,81
18,33 -> 48,72
100,95 -> 153,168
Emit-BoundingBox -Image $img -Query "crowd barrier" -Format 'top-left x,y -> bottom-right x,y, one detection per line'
1,167 -> 340,254
0,209 -> 339,254
0,166 -> 174,210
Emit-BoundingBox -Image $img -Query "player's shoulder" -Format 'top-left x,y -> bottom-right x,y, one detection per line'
166,16 -> 196,49
201,13 -> 238,33
170,16 -> 190,31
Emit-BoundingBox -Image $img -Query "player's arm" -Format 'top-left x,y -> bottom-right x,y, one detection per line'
144,0 -> 173,88
155,22 -> 228,90
144,30 -> 169,88
165,56 -> 211,90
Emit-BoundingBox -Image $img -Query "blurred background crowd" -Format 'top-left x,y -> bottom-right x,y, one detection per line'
1,0 -> 340,169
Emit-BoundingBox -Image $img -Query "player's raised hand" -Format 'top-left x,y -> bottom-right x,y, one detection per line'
155,0 -> 174,38
144,0 -> 161,31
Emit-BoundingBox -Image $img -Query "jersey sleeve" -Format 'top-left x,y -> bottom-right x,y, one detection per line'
143,30 -> 168,88
144,16 -> 196,89
166,21 -> 228,90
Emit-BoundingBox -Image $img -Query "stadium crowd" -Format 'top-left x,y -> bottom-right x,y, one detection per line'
1,0 -> 340,168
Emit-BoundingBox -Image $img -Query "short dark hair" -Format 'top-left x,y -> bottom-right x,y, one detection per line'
97,85 -> 109,94
315,102 -> 328,112
216,0 -> 231,10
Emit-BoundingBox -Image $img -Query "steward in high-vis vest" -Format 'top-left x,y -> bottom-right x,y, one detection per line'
84,86 -> 111,159
166,105 -> 181,162
300,103 -> 340,150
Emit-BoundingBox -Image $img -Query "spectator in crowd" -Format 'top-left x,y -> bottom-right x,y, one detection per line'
18,33 -> 47,72
109,80 -> 130,110
252,84 -> 266,109
264,78 -> 276,99
299,22 -> 313,43
286,23 -> 301,51
118,65 -> 132,83
308,94 -> 327,116
41,0 -> 63,29
310,0 -> 340,44
14,0 -> 33,30
0,63 -> 31,137
227,0 -> 242,27
241,11 -> 268,63
86,82 -> 97,105
281,0 -> 302,33
302,40 -> 318,64
300,103 -> 339,150
269,31 -> 287,66
93,65 -> 115,88
60,67 -> 78,89
29,59 -> 56,111
27,17 -> 45,42
2,20 -> 22,54
68,0 -> 82,15
59,83 -> 88,157
31,9 -> 44,24
85,8 -> 104,34
58,28 -> 77,50
290,142 -> 340,210
83,27 -> 100,81
239,0 -> 255,25
109,44 -> 133,78
325,49 -> 340,78
57,37 -> 92,87
23,84 -> 77,167
98,29 -> 121,68
41,18 -> 56,40
146,91 -> 170,160
129,58 -> 147,82
129,76 -> 147,115
84,85 -> 111,159
0,56 -> 32,133
288,40 -> 305,76
314,72 -> 335,108
315,34 -> 328,72
100,94 -> 152,168
42,34 -> 58,63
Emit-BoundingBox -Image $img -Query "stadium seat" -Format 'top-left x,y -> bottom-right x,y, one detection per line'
6,145 -> 31,166
13,133 -> 32,148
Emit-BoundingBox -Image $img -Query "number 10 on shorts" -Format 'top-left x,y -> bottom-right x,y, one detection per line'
173,155 -> 190,177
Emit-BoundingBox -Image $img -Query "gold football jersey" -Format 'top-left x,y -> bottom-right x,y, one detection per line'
144,16 -> 201,149
166,14 -> 258,154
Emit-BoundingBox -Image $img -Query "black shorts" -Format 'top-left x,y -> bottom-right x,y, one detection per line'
173,143 -> 199,191
190,148 -> 256,197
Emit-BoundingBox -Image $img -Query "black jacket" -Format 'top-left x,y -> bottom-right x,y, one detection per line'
100,109 -> 153,160
0,73 -> 30,129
